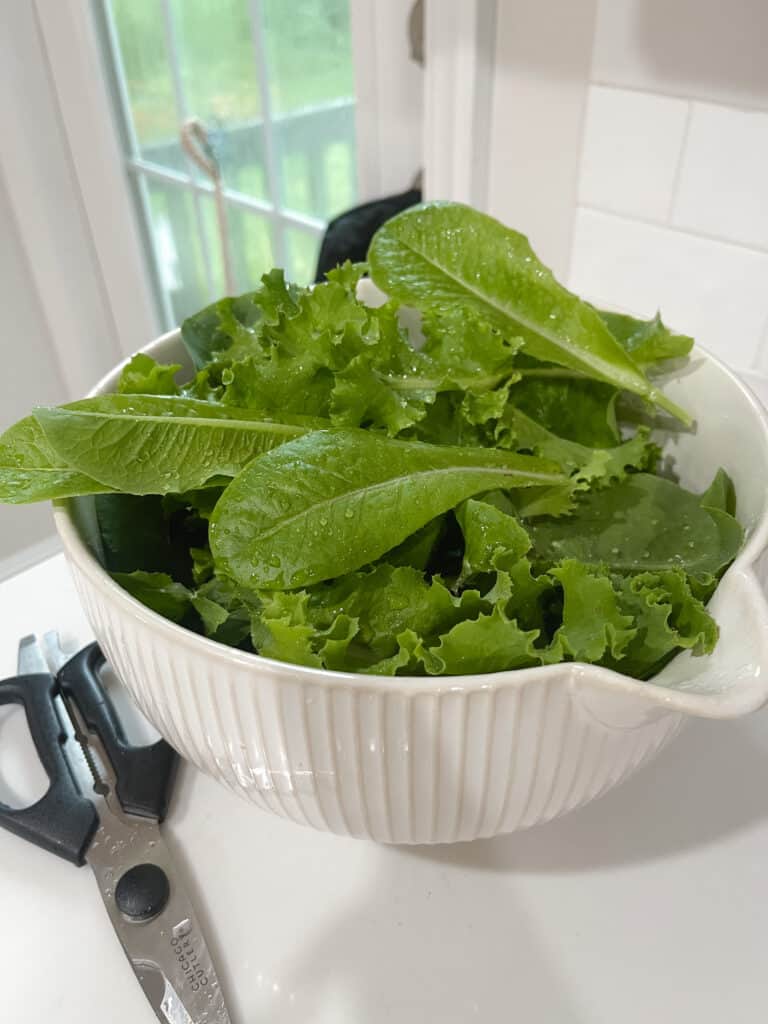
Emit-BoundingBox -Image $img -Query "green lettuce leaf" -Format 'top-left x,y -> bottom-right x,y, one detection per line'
190,268 -> 441,434
181,267 -> 299,368
329,356 -> 433,434
608,569 -> 719,678
251,590 -> 324,668
506,375 -> 620,448
0,197 -> 739,684
419,308 -> 522,390
111,571 -> 192,622
551,560 -> 636,661
0,416 -> 113,504
34,395 -> 316,494
598,310 -> 693,368
416,604 -> 543,675
384,517 -> 444,570
95,494 -> 175,573
211,427 -> 564,589
506,409 -> 657,517
528,473 -> 743,576
456,498 -> 531,579
248,563 -> 485,671
407,392 -> 490,448
117,353 -> 182,396
699,467 -> 736,516
368,202 -> 691,423
192,572 -> 256,646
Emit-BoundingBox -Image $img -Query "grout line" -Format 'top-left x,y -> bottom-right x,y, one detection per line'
577,202 -> 768,256
590,78 -> 768,117
749,313 -> 768,372
666,101 -> 694,224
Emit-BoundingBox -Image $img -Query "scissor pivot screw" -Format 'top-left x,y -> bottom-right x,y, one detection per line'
115,863 -> 170,922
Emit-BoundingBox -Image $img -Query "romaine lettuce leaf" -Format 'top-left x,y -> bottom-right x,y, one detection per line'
211,427 -> 564,589
368,202 -> 691,423
0,416 -> 113,504
34,395 -> 316,494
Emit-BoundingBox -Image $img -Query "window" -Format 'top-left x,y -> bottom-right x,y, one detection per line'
101,0 -> 358,326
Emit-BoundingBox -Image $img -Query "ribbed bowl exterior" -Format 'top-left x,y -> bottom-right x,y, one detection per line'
54,324 -> 768,843
68,556 -> 682,843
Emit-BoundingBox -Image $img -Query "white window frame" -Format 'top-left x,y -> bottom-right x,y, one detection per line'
9,0 -> 591,388
34,0 -> 162,354
27,0 -> 423,358
102,0 -> 346,319
422,0 -> 597,281
350,0 -> 423,201
0,0 -> 158,400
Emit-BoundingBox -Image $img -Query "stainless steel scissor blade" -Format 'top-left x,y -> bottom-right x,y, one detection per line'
27,632 -> 232,1024
85,796 -> 232,1024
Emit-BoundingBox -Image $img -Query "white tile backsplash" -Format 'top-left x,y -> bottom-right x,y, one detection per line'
573,1 -> 768,373
672,104 -> 768,250
755,316 -> 768,374
569,207 -> 768,368
578,86 -> 689,222
592,0 -> 768,112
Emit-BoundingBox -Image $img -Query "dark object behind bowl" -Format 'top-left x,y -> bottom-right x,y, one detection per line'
314,187 -> 421,282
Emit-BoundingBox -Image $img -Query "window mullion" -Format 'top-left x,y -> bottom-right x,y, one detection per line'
126,159 -> 326,235
159,0 -> 218,302
136,175 -> 176,329
101,1 -> 140,158
247,0 -> 286,268
101,1 -> 174,330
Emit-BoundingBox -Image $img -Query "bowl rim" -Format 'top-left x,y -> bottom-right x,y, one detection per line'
53,327 -> 768,717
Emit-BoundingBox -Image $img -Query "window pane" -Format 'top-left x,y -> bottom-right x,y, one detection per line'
199,196 -> 227,298
110,0 -> 186,173
285,228 -> 320,286
104,0 -> 358,327
169,0 -> 269,200
264,0 -> 357,221
276,104 -> 356,220
227,207 -> 276,292
262,0 -> 354,114
145,178 -> 211,322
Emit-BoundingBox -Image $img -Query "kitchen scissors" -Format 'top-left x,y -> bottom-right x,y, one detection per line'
0,632 -> 232,1024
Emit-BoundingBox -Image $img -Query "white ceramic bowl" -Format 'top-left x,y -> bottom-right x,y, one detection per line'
54,289 -> 768,843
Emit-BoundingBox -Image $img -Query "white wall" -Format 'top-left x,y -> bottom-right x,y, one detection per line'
0,172 -> 66,576
569,0 -> 768,403
0,2 -> 155,580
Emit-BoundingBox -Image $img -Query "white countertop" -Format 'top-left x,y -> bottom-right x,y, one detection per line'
1,554 -> 767,1023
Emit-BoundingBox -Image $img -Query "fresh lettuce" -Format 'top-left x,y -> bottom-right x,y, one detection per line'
0,202 -> 743,680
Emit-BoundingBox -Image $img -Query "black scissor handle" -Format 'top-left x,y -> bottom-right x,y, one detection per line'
58,644 -> 178,822
0,673 -> 98,865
